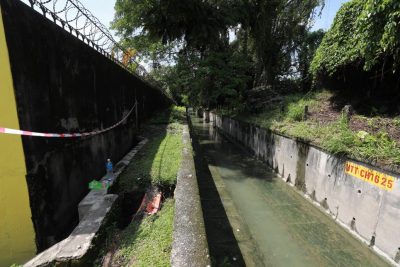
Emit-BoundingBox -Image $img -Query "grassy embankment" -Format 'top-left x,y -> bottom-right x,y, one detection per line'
228,91 -> 400,166
96,106 -> 186,267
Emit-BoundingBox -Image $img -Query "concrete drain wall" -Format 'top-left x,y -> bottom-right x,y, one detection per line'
210,112 -> 400,264
24,139 -> 148,266
171,124 -> 210,267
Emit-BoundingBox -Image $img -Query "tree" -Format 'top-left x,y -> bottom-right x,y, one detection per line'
311,0 -> 400,103
311,0 -> 400,77
112,0 -> 325,108
297,29 -> 325,90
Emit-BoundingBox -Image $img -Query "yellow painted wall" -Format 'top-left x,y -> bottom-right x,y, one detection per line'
0,5 -> 36,266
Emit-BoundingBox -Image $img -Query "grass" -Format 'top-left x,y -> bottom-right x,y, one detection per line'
232,91 -> 400,165
238,91 -> 321,129
148,106 -> 186,124
95,105 -> 185,266
118,132 -> 183,192
113,199 -> 175,267
117,106 -> 185,192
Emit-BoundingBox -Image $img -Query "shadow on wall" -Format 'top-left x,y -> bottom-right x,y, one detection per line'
213,112 -> 400,264
0,0 -> 170,254
189,119 -> 246,267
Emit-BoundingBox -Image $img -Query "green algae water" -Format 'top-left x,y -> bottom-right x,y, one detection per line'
190,116 -> 390,267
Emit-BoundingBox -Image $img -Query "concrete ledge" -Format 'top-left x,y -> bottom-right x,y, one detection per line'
171,124 -> 210,267
24,138 -> 148,267
78,138 -> 148,220
24,195 -> 117,267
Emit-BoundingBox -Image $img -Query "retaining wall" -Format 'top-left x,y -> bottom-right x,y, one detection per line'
211,112 -> 400,264
171,124 -> 210,267
0,0 -> 169,263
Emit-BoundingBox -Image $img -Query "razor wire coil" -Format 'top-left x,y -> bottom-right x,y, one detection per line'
27,0 -> 149,78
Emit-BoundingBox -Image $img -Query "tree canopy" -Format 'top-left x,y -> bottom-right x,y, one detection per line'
112,0 -> 324,108
311,0 -> 400,76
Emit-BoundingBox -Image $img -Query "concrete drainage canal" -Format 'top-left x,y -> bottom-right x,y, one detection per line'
189,114 -> 392,267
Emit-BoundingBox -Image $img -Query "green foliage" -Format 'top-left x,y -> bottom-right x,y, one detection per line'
297,29 -> 325,89
394,116 -> 400,127
112,0 -> 232,50
238,91 -> 400,165
148,105 -> 186,124
285,95 -> 316,122
311,1 -> 363,75
353,130 -> 400,164
166,49 -> 253,108
239,92 -> 319,128
112,0 -> 325,107
95,107 -> 185,266
320,116 -> 358,154
245,0 -> 324,85
114,199 -> 175,267
311,0 -> 400,76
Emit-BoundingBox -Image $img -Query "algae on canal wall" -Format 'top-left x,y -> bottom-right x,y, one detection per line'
211,112 -> 400,264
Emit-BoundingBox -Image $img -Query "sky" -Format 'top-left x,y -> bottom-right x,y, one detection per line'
21,0 -> 349,37
80,0 -> 117,33
20,0 -> 350,56
82,0 -> 350,32
312,0 -> 349,31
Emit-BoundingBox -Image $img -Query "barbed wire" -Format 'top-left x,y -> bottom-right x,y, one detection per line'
26,0 -> 149,79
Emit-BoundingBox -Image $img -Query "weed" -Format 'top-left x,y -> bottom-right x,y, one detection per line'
117,132 -> 183,192
320,116 -> 355,155
394,117 -> 400,127
233,91 -> 400,165
113,199 -> 175,267
284,95 -> 316,122
117,106 -> 185,192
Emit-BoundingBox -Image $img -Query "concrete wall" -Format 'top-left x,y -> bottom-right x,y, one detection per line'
0,0 -> 170,263
0,5 -> 36,266
211,112 -> 400,264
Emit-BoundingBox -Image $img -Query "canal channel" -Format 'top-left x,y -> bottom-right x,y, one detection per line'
189,115 -> 391,267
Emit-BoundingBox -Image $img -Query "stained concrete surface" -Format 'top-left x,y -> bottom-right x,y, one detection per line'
190,116 -> 391,267
23,139 -> 148,266
0,0 -> 170,252
171,125 -> 210,267
212,112 -> 400,263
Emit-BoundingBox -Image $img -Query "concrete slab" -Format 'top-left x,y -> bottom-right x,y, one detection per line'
171,125 -> 210,267
24,138 -> 148,266
24,195 -> 117,267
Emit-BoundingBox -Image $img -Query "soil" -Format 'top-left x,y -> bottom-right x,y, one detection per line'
308,94 -> 400,144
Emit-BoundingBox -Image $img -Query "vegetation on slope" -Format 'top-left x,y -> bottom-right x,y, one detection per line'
111,0 -> 400,166
234,91 -> 400,165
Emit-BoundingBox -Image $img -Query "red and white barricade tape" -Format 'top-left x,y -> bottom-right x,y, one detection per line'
0,103 -> 136,138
